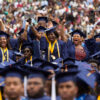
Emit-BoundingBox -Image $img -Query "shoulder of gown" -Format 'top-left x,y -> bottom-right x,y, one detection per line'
85,95 -> 97,100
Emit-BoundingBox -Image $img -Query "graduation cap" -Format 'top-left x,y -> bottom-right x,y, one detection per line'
22,42 -> 33,54
37,26 -> 46,32
26,58 -> 45,68
52,21 -> 58,26
70,30 -> 86,38
77,69 -> 96,88
52,58 -> 63,68
14,51 -> 23,56
0,59 -> 15,70
90,51 -> 100,59
38,17 -> 48,23
67,65 -> 79,72
56,71 -> 78,84
0,64 -> 27,80
94,33 -> 100,39
0,31 -> 9,38
45,27 -> 59,38
63,58 -> 75,66
21,65 -> 51,80
39,61 -> 59,71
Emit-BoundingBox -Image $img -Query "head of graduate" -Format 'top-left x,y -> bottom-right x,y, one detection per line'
0,31 -> 10,49
26,66 -> 51,98
22,42 -> 33,59
56,71 -> 78,100
38,17 -> 48,28
0,64 -> 27,100
45,27 -> 59,43
71,30 -> 86,46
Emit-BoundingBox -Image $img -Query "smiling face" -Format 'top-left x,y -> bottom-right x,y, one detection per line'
73,34 -> 81,45
47,32 -> 56,43
0,36 -> 7,48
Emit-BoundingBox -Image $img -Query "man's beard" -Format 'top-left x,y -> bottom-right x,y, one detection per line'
27,87 -> 44,99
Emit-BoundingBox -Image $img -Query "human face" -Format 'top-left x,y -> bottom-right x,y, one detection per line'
0,36 -> 7,48
27,78 -> 44,98
73,34 -> 81,45
47,33 -> 56,43
58,81 -> 78,100
96,38 -> 100,42
24,48 -> 32,58
5,77 -> 23,100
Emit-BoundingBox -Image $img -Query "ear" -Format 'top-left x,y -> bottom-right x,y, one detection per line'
74,86 -> 78,95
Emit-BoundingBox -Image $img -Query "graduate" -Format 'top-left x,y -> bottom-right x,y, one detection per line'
40,27 -> 67,62
66,30 -> 89,61
22,65 -> 51,100
85,33 -> 100,55
76,69 -> 97,100
0,31 -> 14,62
18,42 -> 35,65
56,71 -> 79,100
39,61 -> 59,96
0,64 -> 28,100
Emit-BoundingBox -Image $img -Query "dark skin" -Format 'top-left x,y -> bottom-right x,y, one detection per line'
58,81 -> 78,100
0,36 -> 7,49
27,77 -> 44,98
23,48 -> 32,60
47,32 -> 56,43
4,77 -> 23,100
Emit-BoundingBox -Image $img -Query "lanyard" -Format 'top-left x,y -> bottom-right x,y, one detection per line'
45,35 -> 60,61
25,56 -> 32,63
0,48 -> 9,62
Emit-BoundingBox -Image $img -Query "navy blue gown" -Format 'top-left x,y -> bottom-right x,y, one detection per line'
40,37 -> 68,62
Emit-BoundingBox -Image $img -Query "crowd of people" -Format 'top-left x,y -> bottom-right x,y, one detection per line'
0,0 -> 100,100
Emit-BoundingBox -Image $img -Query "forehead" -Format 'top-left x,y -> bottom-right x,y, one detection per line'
73,34 -> 81,37
5,77 -> 22,82
0,36 -> 7,39
58,81 -> 76,86
27,77 -> 43,82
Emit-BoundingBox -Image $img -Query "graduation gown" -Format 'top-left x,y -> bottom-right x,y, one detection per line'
40,37 -> 68,62
76,94 -> 97,100
18,56 -> 35,65
66,42 -> 89,61
0,49 -> 14,62
85,38 -> 100,55
27,95 -> 51,100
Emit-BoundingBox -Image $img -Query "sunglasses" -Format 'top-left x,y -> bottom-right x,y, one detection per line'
24,50 -> 30,53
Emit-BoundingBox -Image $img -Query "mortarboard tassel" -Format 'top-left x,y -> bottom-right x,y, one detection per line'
24,76 -> 27,97
51,75 -> 56,100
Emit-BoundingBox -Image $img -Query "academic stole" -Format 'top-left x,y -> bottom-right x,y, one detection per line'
45,35 -> 60,62
98,96 -> 100,100
0,90 -> 2,100
0,48 -> 9,62
25,56 -> 32,63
